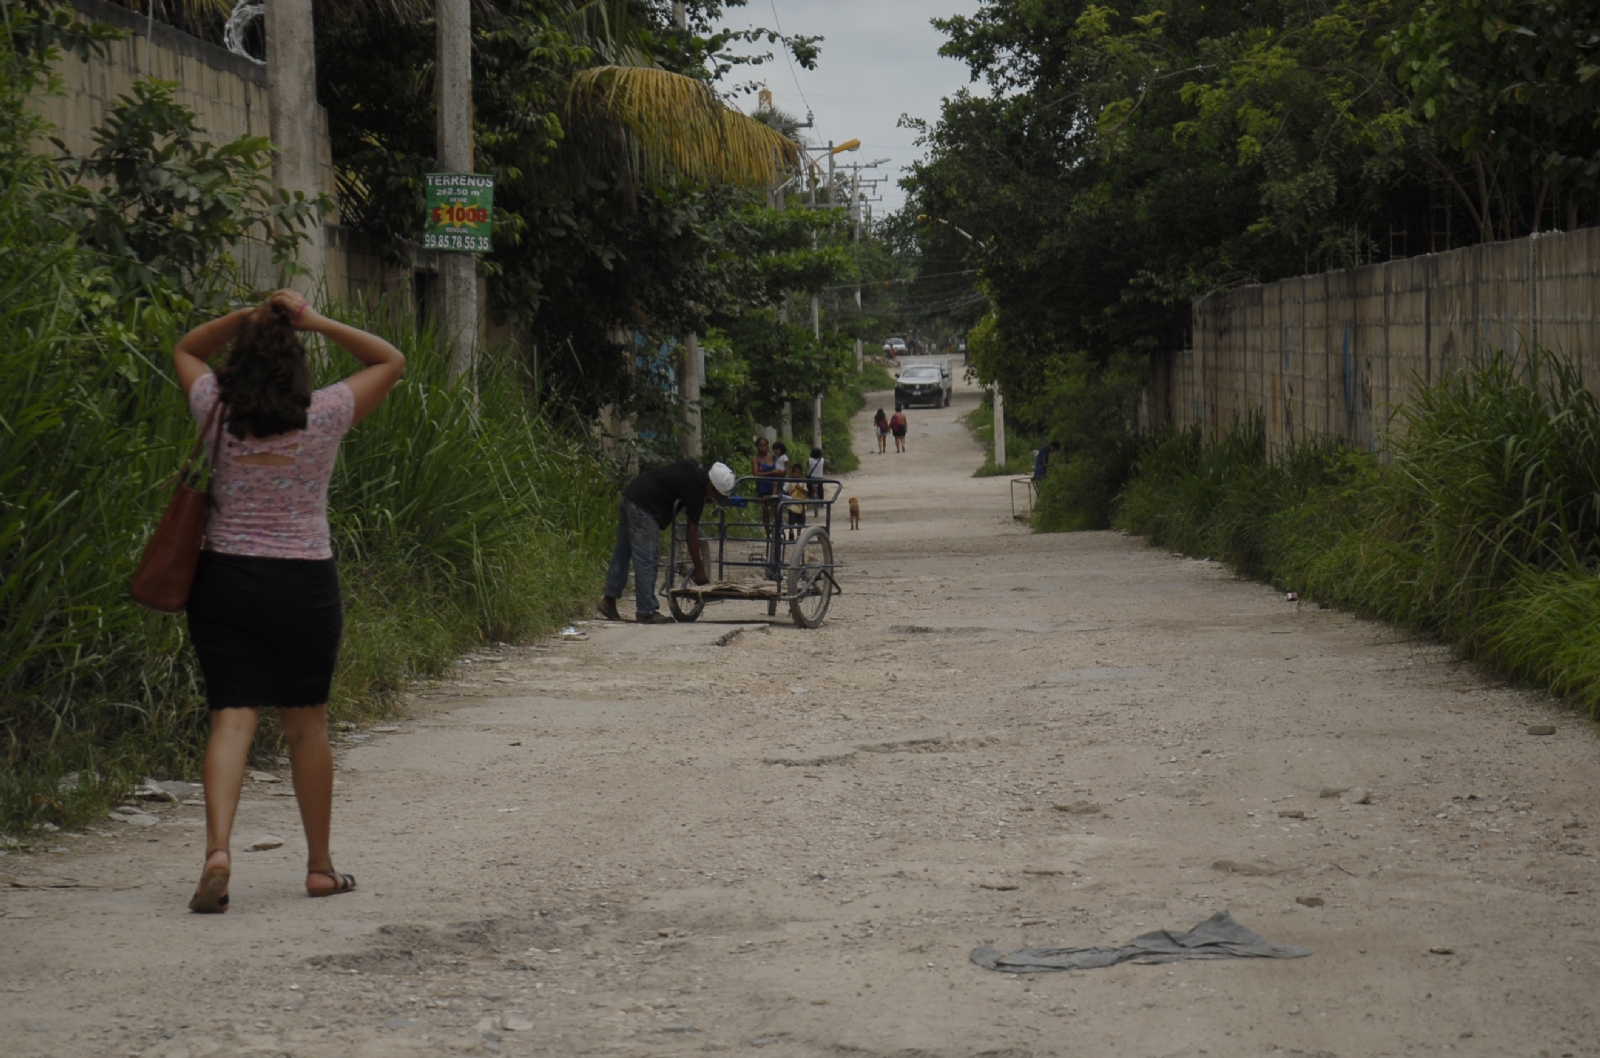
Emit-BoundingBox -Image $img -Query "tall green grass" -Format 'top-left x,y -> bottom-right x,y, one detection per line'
1093,348 -> 1600,718
0,11 -> 613,834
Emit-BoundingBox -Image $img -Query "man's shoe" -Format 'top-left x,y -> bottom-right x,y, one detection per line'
597,598 -> 621,621
636,611 -> 675,625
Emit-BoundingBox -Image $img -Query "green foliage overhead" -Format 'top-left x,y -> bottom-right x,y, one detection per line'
904,0 -> 1600,492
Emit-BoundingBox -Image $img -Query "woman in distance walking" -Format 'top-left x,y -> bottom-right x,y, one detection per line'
173,289 -> 405,913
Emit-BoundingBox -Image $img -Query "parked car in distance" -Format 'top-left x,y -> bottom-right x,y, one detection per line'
882,337 -> 907,358
895,362 -> 952,410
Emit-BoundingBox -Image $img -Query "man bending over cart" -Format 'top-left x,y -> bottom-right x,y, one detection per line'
598,460 -> 737,624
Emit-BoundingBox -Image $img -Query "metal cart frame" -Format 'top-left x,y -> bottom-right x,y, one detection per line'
660,475 -> 843,628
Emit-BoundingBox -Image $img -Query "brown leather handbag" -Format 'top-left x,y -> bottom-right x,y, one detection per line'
130,403 -> 223,613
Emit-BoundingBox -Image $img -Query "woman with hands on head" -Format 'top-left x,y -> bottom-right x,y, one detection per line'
171,289 -> 405,914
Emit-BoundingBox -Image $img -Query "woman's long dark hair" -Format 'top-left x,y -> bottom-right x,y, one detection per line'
214,301 -> 311,438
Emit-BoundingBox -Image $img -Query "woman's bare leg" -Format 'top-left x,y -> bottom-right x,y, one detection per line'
280,704 -> 337,889
198,707 -> 260,896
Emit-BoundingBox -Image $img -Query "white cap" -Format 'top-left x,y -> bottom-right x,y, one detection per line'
708,462 -> 736,496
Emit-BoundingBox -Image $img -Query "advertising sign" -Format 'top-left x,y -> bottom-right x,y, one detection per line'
423,172 -> 493,253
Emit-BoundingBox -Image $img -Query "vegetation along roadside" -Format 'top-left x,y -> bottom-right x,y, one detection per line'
1047,349 -> 1600,720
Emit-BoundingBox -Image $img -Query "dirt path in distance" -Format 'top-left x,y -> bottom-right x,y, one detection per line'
3,362 -> 1597,1058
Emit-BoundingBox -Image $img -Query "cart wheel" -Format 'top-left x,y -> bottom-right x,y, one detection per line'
786,526 -> 834,628
668,541 -> 707,624
668,589 -> 704,623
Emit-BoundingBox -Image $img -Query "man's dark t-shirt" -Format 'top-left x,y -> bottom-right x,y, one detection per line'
1033,446 -> 1051,480
624,459 -> 710,528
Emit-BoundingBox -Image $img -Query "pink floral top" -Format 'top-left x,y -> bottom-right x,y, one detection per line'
188,373 -> 355,560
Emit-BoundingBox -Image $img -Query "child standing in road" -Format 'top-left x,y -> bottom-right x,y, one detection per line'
873,409 -> 888,454
785,463 -> 808,539
889,410 -> 908,453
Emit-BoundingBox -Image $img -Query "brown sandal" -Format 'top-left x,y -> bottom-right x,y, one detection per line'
307,868 -> 356,898
188,858 -> 230,914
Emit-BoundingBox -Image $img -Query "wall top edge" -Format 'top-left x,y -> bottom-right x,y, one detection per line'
69,0 -> 267,86
1194,225 -> 1596,310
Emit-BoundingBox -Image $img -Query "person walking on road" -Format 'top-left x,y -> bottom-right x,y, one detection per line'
873,408 -> 889,454
890,409 -> 908,453
598,460 -> 737,624
173,289 -> 406,914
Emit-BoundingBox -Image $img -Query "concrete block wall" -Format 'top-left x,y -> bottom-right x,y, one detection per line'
1146,226 -> 1600,452
35,1 -> 407,305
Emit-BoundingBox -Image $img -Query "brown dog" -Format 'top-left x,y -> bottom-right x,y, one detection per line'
848,497 -> 860,530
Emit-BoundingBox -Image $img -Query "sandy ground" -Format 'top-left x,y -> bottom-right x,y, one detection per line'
3,362 -> 1598,1058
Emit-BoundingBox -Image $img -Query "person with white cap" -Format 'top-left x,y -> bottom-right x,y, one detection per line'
598,459 -> 737,623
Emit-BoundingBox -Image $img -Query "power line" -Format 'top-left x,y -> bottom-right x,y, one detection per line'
766,0 -> 811,114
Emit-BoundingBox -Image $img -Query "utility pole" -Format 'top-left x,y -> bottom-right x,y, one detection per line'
266,0 -> 325,290
993,386 -> 1006,469
673,3 -> 703,458
437,0 -> 476,380
851,163 -> 862,373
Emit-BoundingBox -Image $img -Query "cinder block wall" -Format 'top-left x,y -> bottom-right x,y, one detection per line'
1145,226 -> 1600,452
37,0 -> 406,307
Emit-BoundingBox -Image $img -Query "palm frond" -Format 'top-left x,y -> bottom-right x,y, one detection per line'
568,66 -> 798,189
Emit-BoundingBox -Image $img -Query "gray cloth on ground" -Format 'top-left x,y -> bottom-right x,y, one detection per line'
969,910 -> 1311,973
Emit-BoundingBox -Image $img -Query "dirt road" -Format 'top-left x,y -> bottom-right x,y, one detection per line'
4,364 -> 1598,1058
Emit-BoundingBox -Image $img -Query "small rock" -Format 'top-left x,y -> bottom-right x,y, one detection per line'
1343,787 -> 1372,805
383,1017 -> 420,1029
502,1016 -> 534,1032
1527,724 -> 1556,736
1319,787 -> 1349,799
247,835 -> 284,851
1053,801 -> 1102,815
1295,896 -> 1325,907
372,725 -> 400,733
659,1024 -> 699,1033
1427,946 -> 1454,955
1287,1004 -> 1301,1015
135,781 -> 177,802
1278,808 -> 1306,819
978,882 -> 1019,891
1513,801 -> 1533,811
112,811 -> 158,827
788,686 -> 808,694
249,771 -> 282,783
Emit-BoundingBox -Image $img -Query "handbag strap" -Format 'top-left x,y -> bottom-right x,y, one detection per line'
173,398 -> 222,487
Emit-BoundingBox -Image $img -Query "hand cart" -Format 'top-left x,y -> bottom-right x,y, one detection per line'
660,475 -> 843,628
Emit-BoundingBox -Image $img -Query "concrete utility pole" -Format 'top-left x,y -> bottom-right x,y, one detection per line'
266,0 -> 325,290
436,0 -> 476,380
851,163 -> 862,373
993,386 -> 1006,469
673,3 -> 702,458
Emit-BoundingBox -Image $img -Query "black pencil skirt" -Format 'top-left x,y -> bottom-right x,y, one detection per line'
186,550 -> 344,710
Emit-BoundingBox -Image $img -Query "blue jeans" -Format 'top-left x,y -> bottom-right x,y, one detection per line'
603,499 -> 660,615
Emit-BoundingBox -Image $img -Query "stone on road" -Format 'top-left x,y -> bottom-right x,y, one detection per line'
2,360 -> 1596,1058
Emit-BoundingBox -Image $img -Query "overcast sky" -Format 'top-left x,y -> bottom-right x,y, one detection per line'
716,0 -> 985,215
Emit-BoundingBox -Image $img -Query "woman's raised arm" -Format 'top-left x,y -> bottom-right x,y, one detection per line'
271,290 -> 405,425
